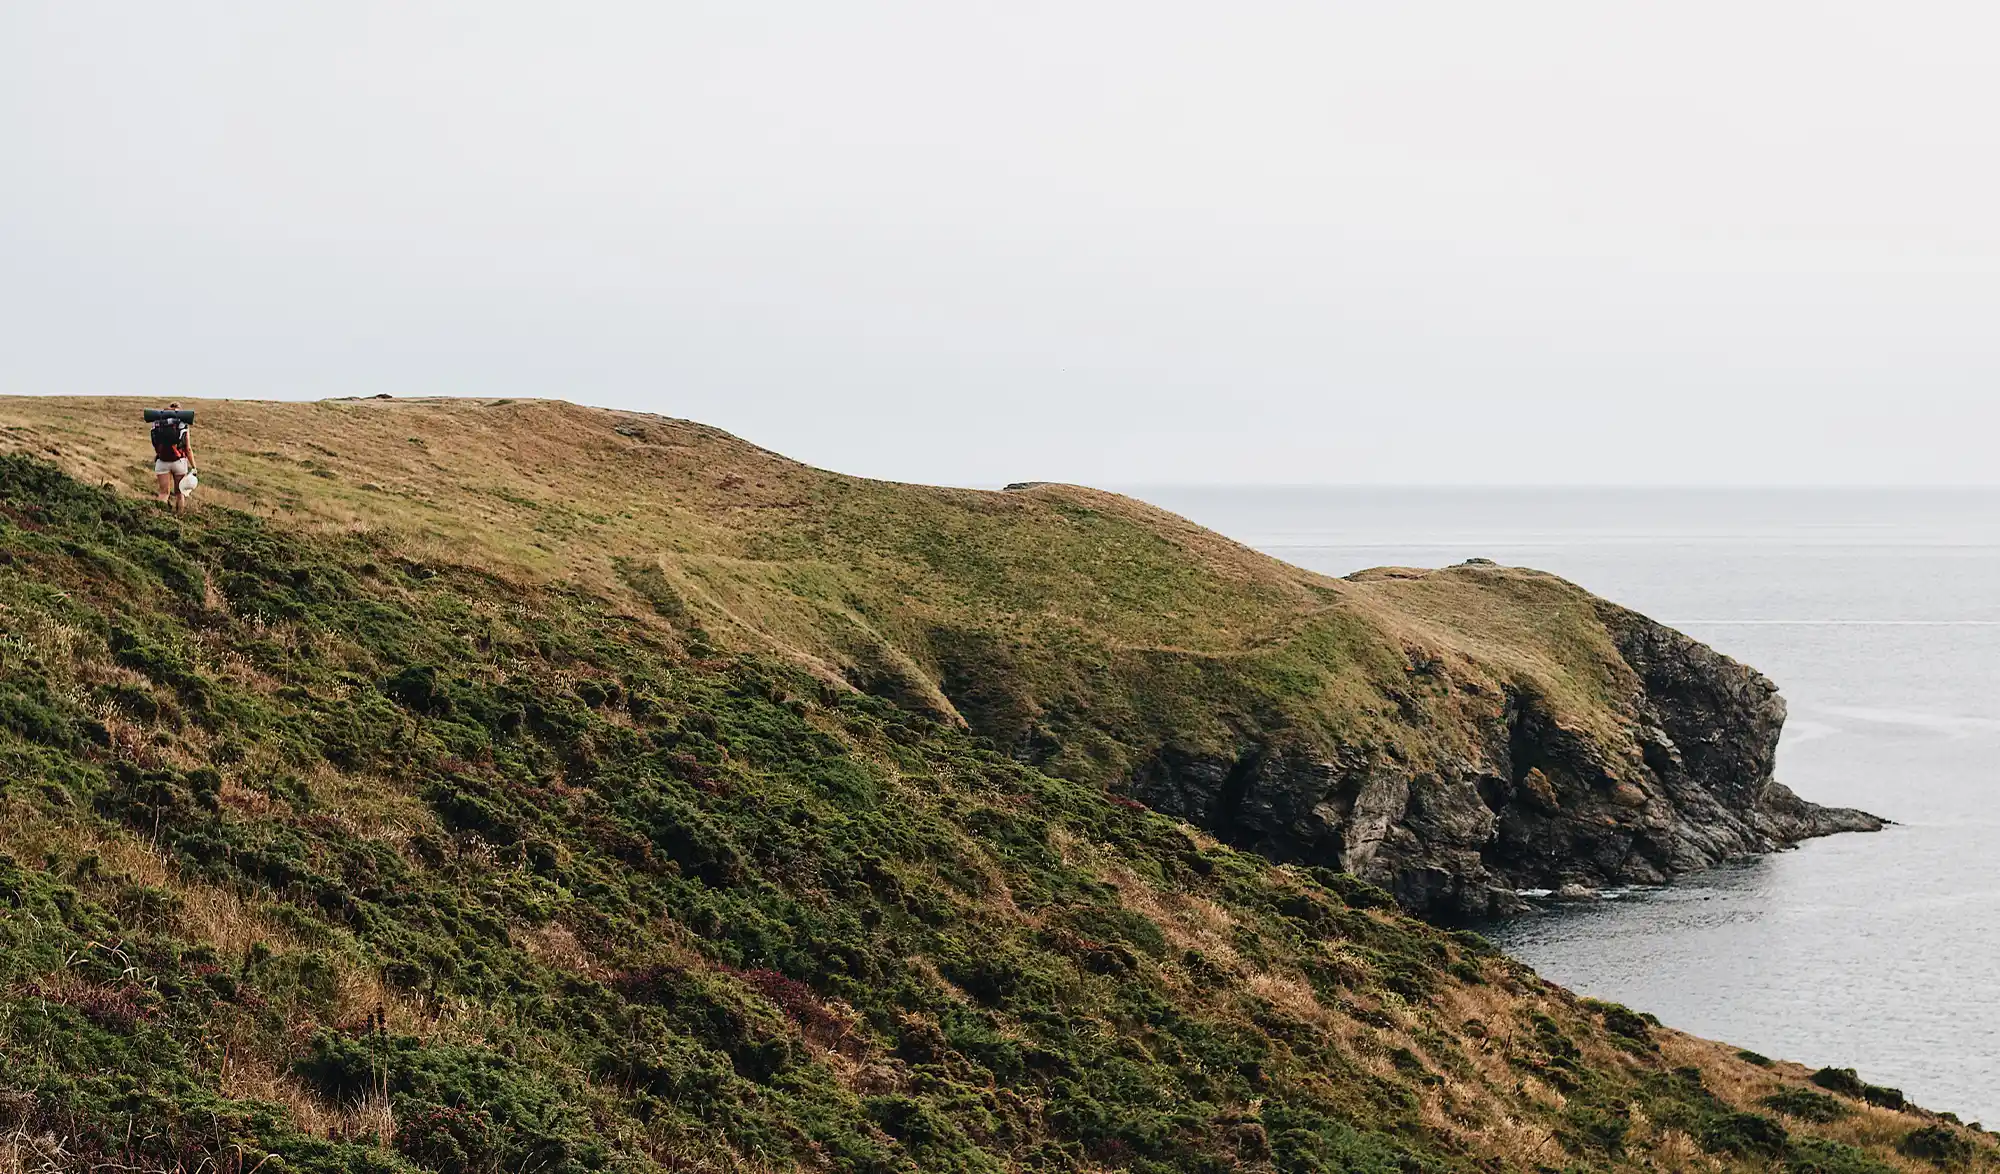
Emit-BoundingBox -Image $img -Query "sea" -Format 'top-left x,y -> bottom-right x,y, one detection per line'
1131,486 -> 2000,1124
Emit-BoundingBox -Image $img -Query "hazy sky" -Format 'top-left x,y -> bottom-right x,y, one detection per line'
5,3 -> 1998,485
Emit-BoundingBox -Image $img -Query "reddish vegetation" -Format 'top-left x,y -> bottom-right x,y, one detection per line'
18,978 -> 156,1031
730,967 -> 857,1052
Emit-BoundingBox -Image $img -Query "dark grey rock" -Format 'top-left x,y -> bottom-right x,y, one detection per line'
1128,601 -> 1885,921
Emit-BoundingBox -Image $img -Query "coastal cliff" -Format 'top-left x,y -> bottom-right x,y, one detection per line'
0,397 -> 1879,925
0,396 -> 1960,1174
1129,597 -> 1882,918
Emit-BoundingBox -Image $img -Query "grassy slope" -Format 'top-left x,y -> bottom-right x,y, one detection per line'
0,398 -> 1983,1174
0,451 -> 1984,1174
1,396 -> 1633,788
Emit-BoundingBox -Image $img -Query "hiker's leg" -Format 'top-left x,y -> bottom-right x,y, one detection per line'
155,470 -> 175,502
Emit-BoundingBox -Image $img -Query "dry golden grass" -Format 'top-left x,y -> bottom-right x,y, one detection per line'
218,1049 -> 395,1144
0,1128 -> 69,1174
1099,859 -> 1241,965
512,921 -> 606,980
0,802 -> 290,965
1650,1127 -> 1716,1173
1242,969 -> 1337,1028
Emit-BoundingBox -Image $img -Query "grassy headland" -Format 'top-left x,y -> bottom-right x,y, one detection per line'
0,397 -> 1877,919
0,397 -> 1968,1172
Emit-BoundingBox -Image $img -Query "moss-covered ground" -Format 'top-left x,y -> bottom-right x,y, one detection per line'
0,451 -> 1988,1172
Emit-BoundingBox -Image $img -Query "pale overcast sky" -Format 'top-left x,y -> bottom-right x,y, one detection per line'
4,3 -> 1997,485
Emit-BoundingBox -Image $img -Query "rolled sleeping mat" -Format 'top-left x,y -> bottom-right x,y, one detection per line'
143,409 -> 197,424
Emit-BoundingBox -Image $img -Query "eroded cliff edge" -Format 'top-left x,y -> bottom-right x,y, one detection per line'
1128,597 -> 1883,920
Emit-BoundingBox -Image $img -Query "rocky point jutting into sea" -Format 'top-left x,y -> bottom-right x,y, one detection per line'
1129,592 -> 1883,919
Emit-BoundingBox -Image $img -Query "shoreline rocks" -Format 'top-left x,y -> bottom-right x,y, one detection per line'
1130,600 -> 1885,921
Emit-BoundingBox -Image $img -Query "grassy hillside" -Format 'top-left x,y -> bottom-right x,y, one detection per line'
0,396 -> 1981,1172
0,448 -> 1985,1173
0,396 -> 1635,783
0,398 -> 1879,924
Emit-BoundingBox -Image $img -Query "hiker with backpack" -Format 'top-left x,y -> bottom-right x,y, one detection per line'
148,404 -> 197,513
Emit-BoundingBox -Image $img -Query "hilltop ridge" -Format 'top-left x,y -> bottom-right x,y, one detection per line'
0,396 -> 1878,919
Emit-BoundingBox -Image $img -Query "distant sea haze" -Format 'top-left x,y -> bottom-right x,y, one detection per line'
1131,486 -> 2000,1124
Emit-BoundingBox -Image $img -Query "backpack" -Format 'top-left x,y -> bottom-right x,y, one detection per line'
150,418 -> 188,461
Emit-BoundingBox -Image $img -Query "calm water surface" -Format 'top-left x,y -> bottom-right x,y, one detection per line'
1132,487 -> 2000,1123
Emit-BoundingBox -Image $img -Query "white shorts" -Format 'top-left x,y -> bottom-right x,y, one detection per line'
155,458 -> 191,477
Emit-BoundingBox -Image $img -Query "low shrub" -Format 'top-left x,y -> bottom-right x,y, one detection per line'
396,1104 -> 501,1174
1899,1125 -> 1975,1168
1582,998 -> 1653,1046
1764,1087 -> 1851,1123
1788,1137 -> 1898,1174
1699,1111 -> 1788,1158
1560,1105 -> 1630,1154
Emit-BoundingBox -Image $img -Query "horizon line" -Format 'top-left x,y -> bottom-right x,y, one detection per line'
1098,481 -> 2000,491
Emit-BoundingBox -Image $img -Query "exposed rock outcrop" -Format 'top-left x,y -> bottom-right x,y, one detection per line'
1130,600 -> 1883,921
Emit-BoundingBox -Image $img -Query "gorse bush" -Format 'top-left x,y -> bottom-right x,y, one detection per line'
1904,1125 -> 1980,1168
1766,1086 -> 1854,1123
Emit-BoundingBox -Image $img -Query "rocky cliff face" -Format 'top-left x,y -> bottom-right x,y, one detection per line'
1129,601 -> 1883,921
